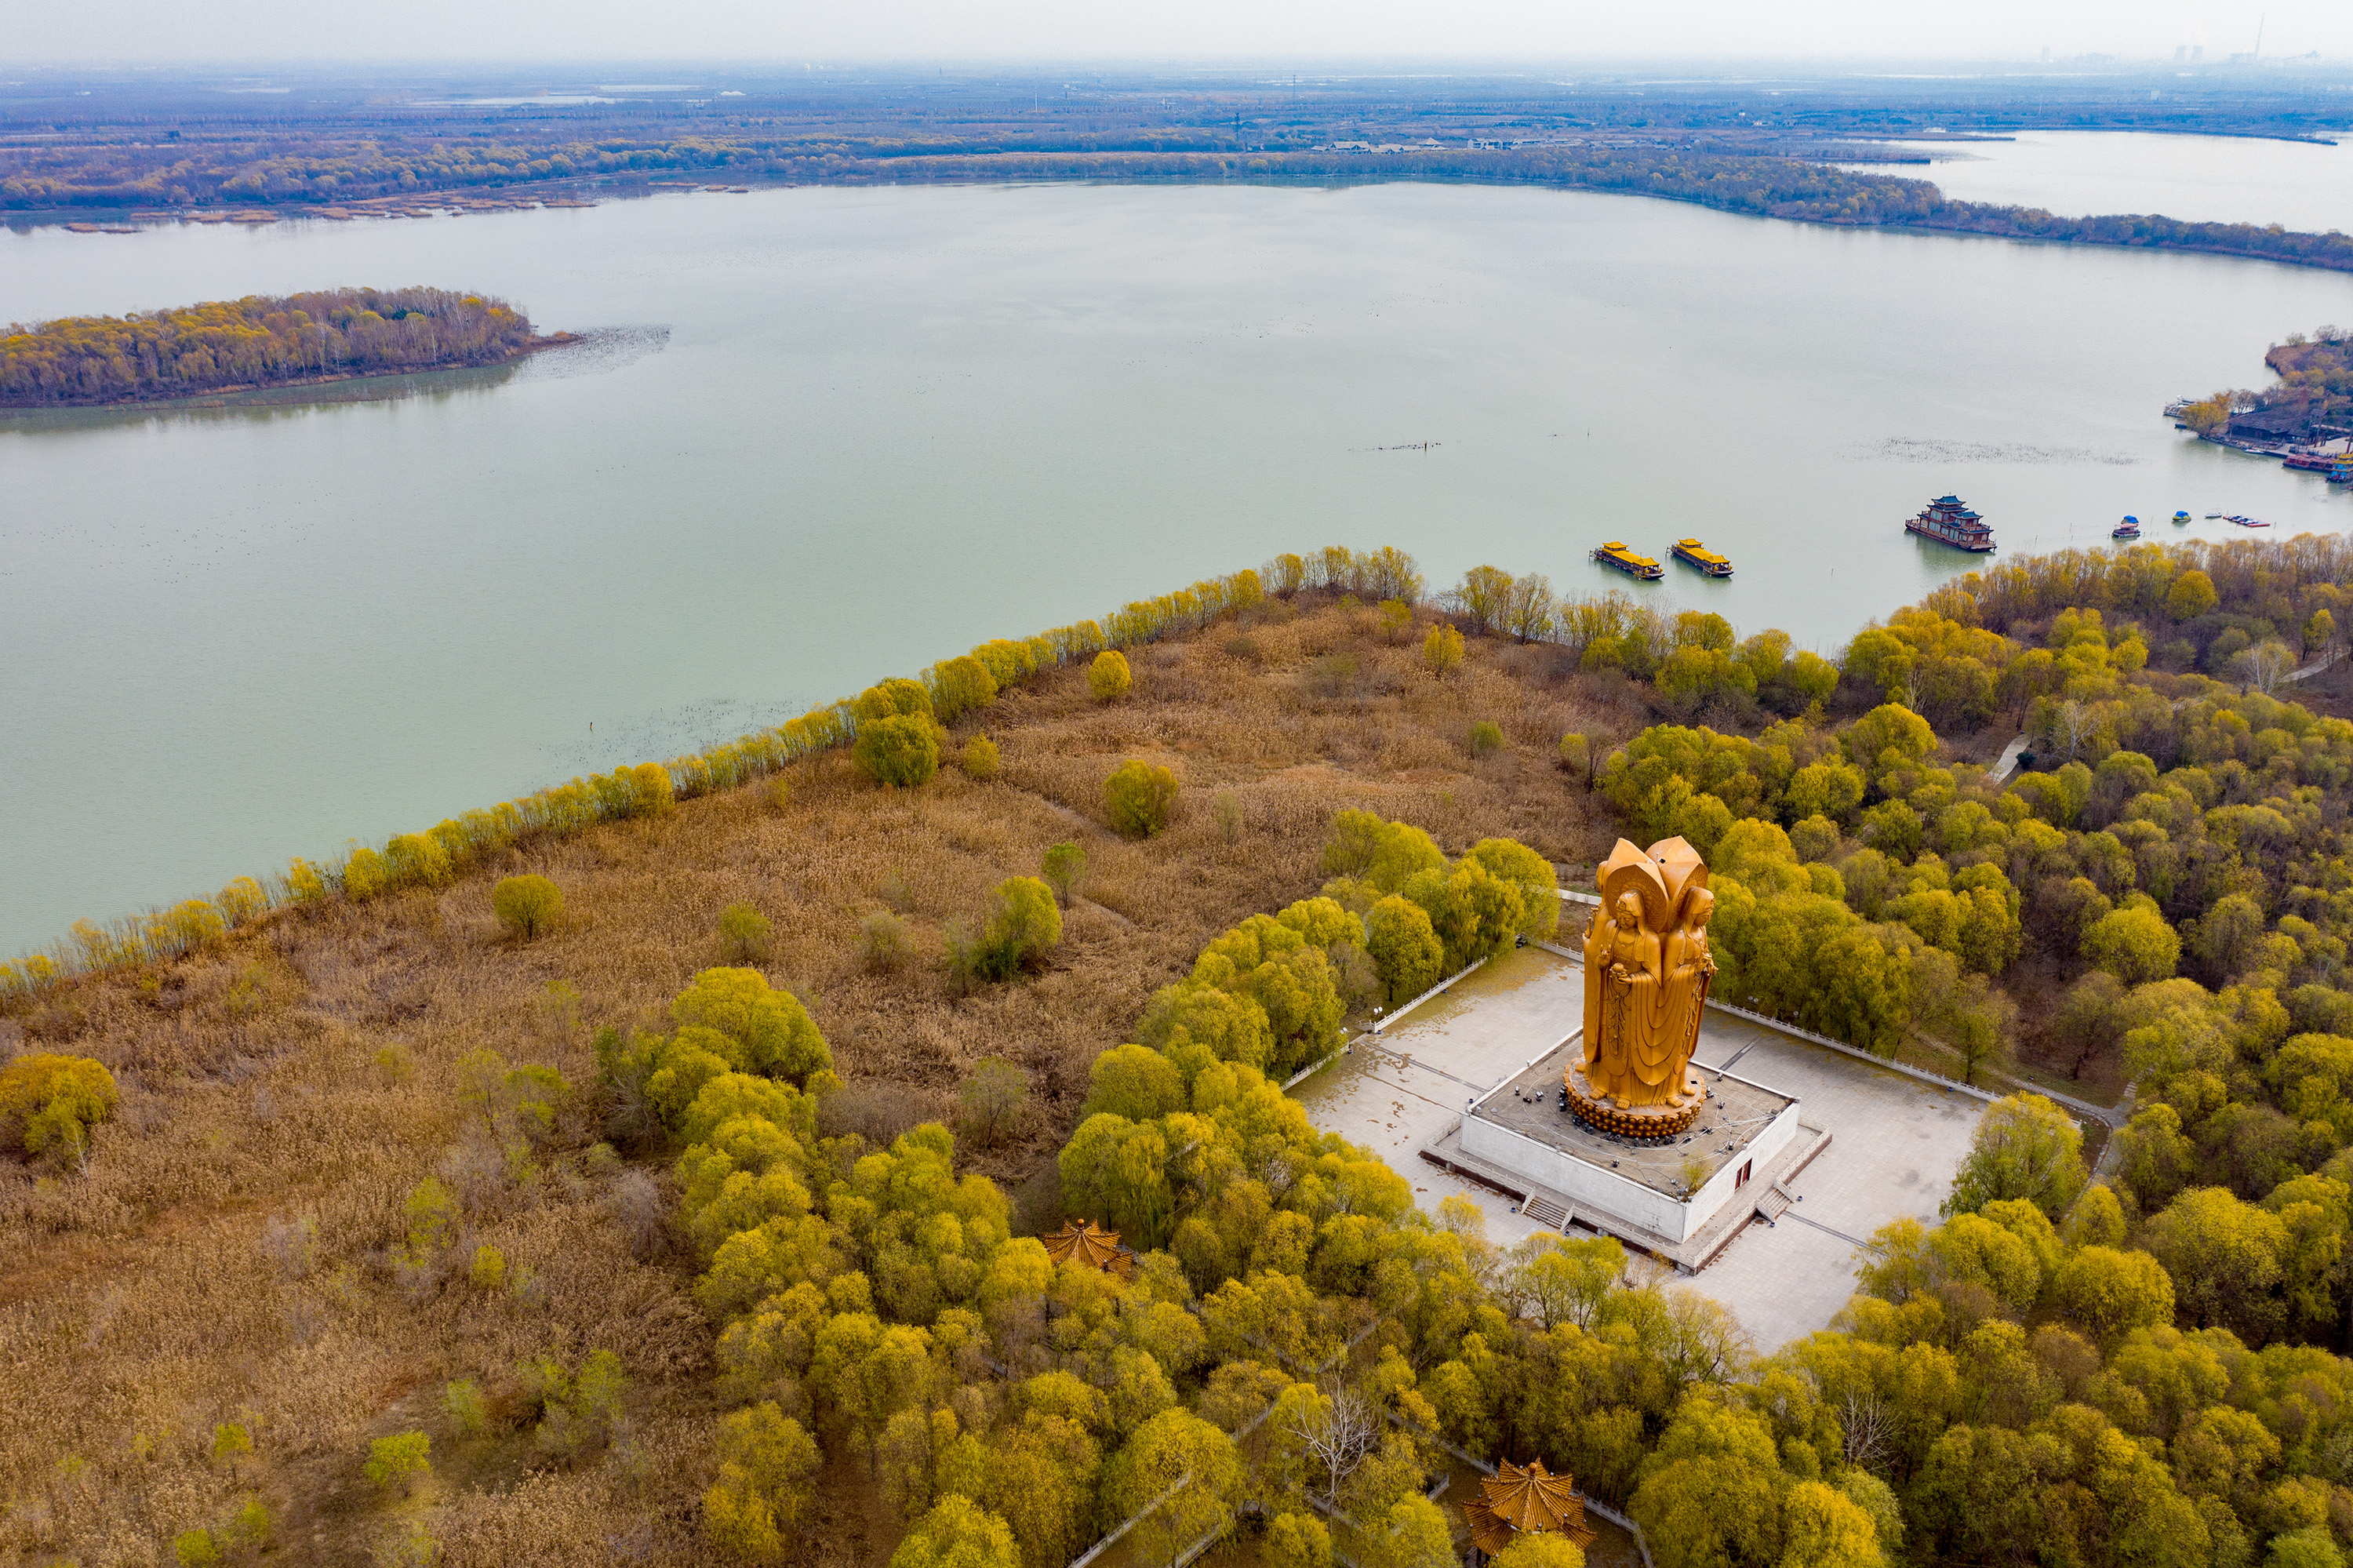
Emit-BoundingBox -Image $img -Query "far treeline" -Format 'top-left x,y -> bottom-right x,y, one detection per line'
7,124 -> 2353,276
0,287 -> 537,407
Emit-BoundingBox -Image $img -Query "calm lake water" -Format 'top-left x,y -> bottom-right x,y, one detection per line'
5,177 -> 2351,952
1845,129 -> 2353,231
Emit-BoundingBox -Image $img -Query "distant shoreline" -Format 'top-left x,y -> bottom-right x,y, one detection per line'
11,144 -> 2351,278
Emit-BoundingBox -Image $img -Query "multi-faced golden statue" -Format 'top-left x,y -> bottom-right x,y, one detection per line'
1569,836 -> 1716,1139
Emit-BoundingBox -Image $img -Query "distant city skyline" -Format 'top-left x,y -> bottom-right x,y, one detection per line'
2,0 -> 2348,69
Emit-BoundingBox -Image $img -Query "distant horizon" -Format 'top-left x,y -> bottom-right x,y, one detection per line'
5,53 -> 2353,73
4,0 -> 2351,74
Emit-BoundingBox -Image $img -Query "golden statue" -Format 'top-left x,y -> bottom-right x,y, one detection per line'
1570,837 -> 1715,1137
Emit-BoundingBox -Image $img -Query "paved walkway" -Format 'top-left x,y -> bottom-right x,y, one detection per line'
2285,647 -> 2344,685
1673,1014 -> 1984,1348
1984,733 -> 2032,787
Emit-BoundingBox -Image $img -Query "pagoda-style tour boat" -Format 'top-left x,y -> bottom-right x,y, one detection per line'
1671,537 -> 1733,577
1592,541 -> 1664,580
1905,494 -> 1995,552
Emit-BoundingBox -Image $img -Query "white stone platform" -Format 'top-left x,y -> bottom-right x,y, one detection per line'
1289,944 -> 1988,1351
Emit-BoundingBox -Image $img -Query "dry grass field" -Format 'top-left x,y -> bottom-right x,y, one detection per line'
0,595 -> 1635,1568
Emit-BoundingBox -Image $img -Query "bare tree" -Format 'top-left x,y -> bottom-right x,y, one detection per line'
2232,639 -> 2297,695
2048,699 -> 2095,763
1286,1386 -> 1380,1505
1842,1390 -> 1893,1473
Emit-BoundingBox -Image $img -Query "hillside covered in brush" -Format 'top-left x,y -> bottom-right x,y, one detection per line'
12,538 -> 2353,1568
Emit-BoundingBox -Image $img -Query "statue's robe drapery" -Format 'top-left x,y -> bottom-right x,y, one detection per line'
1580,837 -> 1712,1110
1635,917 -> 1713,1106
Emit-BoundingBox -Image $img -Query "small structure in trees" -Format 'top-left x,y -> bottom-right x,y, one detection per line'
1460,1458 -> 1597,1559
1042,1217 -> 1135,1279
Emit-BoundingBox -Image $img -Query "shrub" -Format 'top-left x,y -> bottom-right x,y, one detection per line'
493,875 -> 563,940
211,1422 -> 253,1467
855,714 -> 942,788
1423,624 -> 1464,675
1214,791 -> 1245,842
931,655 -> 999,722
0,1053 -> 118,1168
1090,649 -> 1134,701
1041,842 -> 1086,906
444,1379 -> 489,1437
469,1243 -> 507,1292
718,903 -> 773,962
961,735 -> 1001,780
1106,759 -> 1180,837
765,776 -> 792,812
853,678 -> 933,725
344,846 -> 388,900
1467,721 -> 1504,755
960,877 -> 1064,983
365,1431 -> 431,1493
860,910 -> 912,971
958,1057 -> 1031,1144
1304,653 -> 1359,698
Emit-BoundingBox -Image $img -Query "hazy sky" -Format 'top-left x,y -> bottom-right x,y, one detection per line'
1,0 -> 2344,67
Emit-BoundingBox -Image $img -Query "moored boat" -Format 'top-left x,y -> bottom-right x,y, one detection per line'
1593,541 -> 1664,580
2112,516 -> 2142,540
2172,511 -> 2191,525
1671,538 -> 1733,577
1906,494 -> 1995,552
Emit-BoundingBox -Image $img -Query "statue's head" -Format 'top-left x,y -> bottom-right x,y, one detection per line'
1614,890 -> 1643,926
1684,886 -> 1715,929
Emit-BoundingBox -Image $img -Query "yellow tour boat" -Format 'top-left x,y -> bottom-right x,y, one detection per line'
1671,538 -> 1733,577
1592,541 -> 1664,580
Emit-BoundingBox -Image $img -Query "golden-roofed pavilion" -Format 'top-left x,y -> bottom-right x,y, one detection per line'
1042,1217 -> 1134,1278
1460,1458 -> 1596,1558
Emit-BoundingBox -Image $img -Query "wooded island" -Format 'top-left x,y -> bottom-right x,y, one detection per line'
0,286 -> 552,407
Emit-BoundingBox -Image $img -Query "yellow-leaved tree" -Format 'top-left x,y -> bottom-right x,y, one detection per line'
0,1053 -> 118,1170
1089,649 -> 1133,701
1105,759 -> 1179,837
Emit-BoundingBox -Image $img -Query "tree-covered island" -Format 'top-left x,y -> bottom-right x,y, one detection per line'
0,286 -> 562,407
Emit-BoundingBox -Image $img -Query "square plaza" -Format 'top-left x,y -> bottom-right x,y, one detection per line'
1289,944 -> 1989,1351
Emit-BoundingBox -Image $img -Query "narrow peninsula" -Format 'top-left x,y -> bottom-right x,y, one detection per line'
0,286 -> 569,408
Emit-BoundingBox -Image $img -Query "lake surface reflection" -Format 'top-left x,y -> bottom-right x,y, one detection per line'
2,181 -> 2348,951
